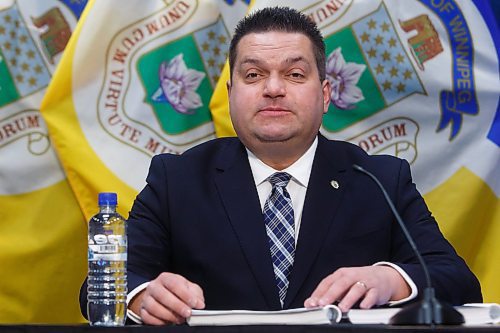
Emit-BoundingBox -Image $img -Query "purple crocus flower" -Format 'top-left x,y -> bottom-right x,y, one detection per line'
152,54 -> 205,114
326,47 -> 366,110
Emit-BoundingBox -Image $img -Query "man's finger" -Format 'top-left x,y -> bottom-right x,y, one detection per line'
316,276 -> 353,306
160,273 -> 204,308
337,281 -> 370,312
360,288 -> 379,309
148,286 -> 193,318
140,305 -> 184,325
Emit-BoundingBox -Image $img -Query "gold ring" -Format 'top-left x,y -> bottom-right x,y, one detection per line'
355,281 -> 368,290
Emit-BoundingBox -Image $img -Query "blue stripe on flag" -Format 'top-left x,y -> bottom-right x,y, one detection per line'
57,0 -> 88,19
473,0 -> 500,147
222,0 -> 251,4
488,107 -> 500,147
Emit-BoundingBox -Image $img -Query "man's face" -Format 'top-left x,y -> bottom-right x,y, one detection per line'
228,31 -> 331,157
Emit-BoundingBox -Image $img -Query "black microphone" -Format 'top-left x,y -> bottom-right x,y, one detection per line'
352,164 -> 464,326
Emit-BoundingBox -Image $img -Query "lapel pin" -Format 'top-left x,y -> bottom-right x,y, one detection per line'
330,180 -> 339,189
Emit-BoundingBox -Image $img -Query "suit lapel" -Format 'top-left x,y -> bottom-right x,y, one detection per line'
213,139 -> 281,309
284,136 -> 352,307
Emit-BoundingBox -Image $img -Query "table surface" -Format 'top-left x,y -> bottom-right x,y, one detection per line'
1,324 -> 499,333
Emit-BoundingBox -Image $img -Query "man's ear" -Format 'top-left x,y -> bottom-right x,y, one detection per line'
226,80 -> 232,97
322,79 -> 331,114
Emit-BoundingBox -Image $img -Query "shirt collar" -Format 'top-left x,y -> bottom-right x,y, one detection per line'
247,136 -> 318,188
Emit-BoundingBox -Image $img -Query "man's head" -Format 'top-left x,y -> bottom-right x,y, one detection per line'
229,7 -> 326,81
227,7 -> 331,170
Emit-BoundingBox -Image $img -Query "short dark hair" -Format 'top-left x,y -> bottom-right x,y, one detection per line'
229,6 -> 326,81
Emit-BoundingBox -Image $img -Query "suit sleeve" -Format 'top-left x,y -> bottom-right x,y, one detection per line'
391,159 -> 482,304
127,154 -> 173,292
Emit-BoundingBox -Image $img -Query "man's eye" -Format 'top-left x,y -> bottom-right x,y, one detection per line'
289,72 -> 304,78
246,72 -> 259,79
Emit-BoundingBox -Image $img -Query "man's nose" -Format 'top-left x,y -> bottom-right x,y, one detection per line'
263,74 -> 286,98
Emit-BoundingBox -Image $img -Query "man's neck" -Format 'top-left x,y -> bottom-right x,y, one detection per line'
247,137 -> 317,170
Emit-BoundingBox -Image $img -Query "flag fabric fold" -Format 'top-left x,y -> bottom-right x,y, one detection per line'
41,0 -> 248,220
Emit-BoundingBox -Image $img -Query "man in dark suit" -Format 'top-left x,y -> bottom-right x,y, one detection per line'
82,6 -> 482,325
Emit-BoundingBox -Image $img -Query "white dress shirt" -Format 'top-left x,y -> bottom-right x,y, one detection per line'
247,137 -> 318,243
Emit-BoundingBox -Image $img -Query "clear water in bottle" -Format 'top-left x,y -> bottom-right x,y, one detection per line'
87,192 -> 127,326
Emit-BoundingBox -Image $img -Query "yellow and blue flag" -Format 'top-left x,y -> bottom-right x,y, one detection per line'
0,0 -> 89,323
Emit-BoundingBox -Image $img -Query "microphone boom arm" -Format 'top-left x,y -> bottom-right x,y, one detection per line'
352,164 -> 432,290
352,163 -> 464,326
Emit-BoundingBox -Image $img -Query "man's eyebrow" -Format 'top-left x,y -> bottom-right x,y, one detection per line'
239,58 -> 262,67
238,56 -> 311,67
284,56 -> 310,65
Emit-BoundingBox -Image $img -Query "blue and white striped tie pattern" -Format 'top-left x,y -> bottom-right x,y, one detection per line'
263,172 -> 295,307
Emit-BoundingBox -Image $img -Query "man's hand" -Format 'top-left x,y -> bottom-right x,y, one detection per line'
129,272 -> 205,325
304,266 -> 410,312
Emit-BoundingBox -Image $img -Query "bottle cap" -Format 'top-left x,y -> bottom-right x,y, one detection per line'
98,192 -> 117,206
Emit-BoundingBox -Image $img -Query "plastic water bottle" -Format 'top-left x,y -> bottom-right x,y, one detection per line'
87,192 -> 127,326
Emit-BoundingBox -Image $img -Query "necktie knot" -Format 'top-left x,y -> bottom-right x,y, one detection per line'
268,172 -> 292,188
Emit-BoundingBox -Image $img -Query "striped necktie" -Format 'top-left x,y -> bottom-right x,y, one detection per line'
263,172 -> 295,307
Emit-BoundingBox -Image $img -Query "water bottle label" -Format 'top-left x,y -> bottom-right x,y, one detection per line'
88,251 -> 127,261
88,233 -> 126,261
90,244 -> 119,254
89,234 -> 126,246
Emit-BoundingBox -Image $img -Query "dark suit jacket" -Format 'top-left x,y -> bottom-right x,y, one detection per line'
80,135 -> 481,316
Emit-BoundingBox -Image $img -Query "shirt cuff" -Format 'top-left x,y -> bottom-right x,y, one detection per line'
373,261 -> 418,305
126,282 -> 149,324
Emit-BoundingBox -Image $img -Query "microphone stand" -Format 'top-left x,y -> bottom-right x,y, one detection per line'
353,164 -> 464,326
